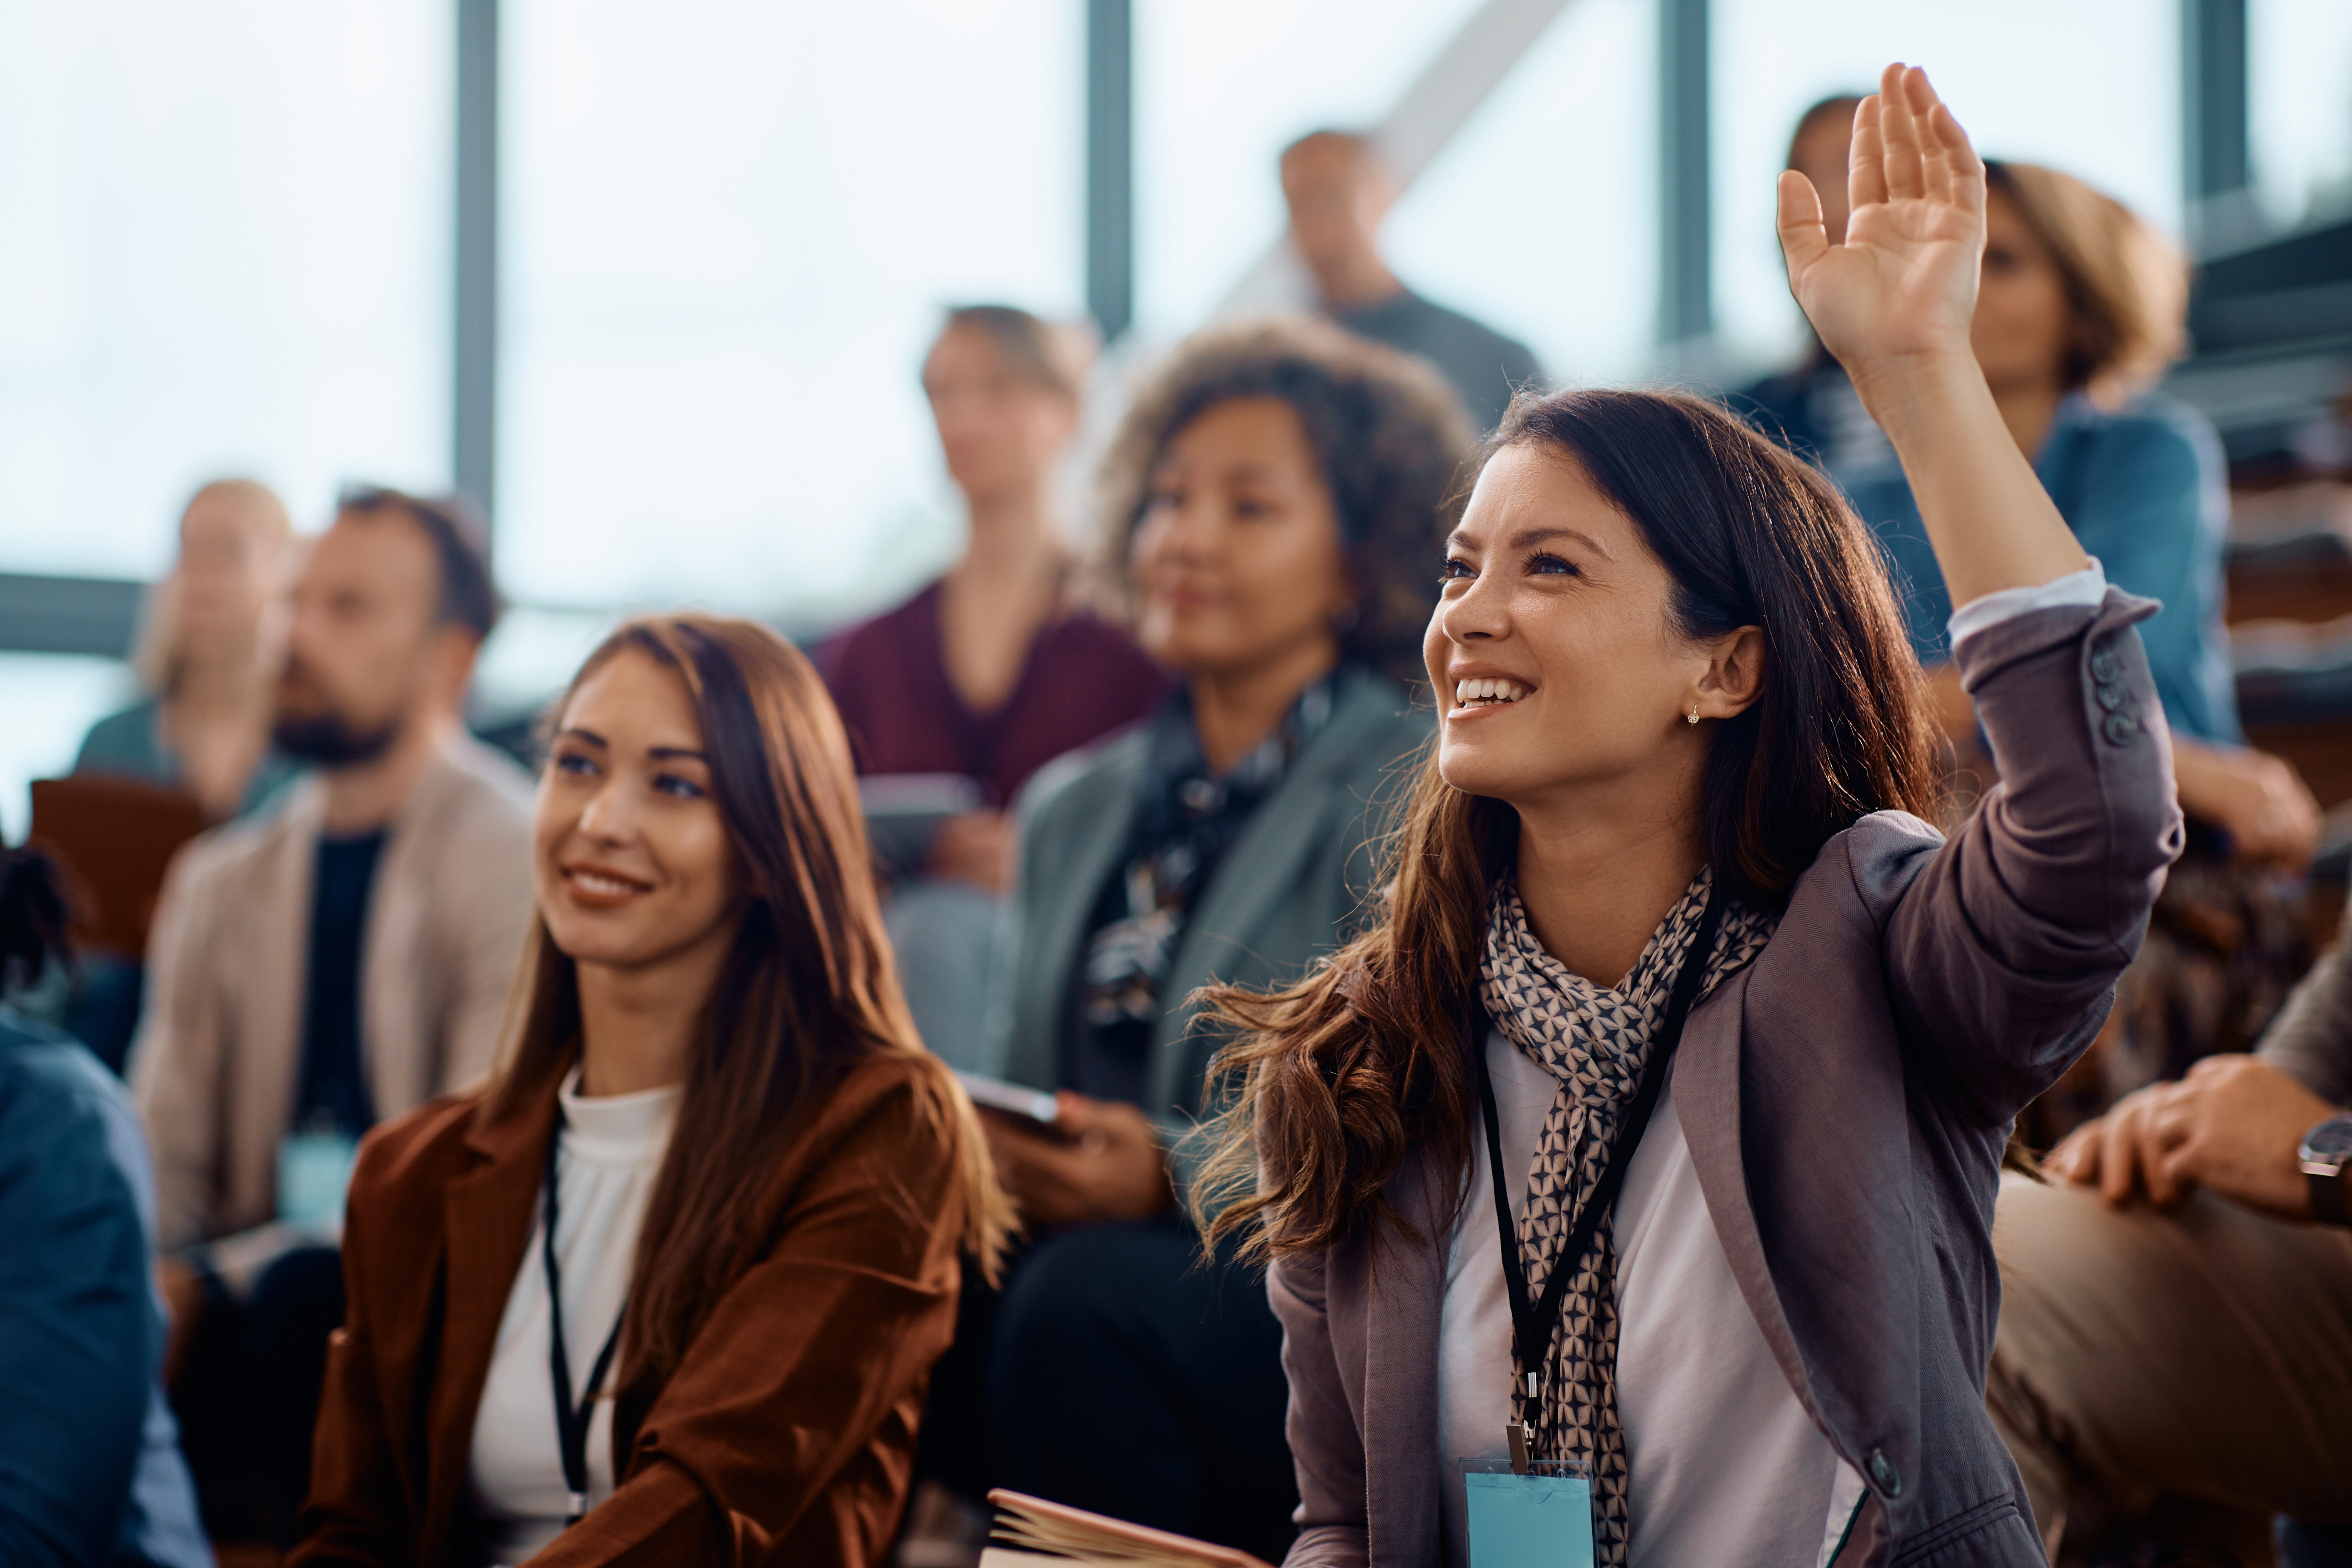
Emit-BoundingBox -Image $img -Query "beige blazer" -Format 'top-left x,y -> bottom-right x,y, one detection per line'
130,735 -> 536,1249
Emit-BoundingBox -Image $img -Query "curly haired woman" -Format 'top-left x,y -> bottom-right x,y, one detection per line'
934,317 -> 1474,1561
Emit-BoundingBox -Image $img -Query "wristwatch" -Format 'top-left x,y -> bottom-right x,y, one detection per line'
2297,1112 -> 2352,1226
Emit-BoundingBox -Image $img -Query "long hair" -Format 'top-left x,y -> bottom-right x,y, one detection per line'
482,614 -> 1013,1383
1192,389 -> 1941,1261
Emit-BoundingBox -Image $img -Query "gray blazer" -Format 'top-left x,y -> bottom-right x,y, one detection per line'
1270,592 -> 2183,1568
986,668 -> 1429,1151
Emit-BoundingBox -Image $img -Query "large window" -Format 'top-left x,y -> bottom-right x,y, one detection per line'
1384,0 -> 1659,387
1132,0 -> 1657,386
1710,0 -> 2181,378
0,2 -> 452,579
495,0 -> 1082,624
2250,0 -> 2352,235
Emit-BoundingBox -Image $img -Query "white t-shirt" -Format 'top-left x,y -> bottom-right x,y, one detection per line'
463,1069 -> 681,1567
1437,1031 -> 1864,1568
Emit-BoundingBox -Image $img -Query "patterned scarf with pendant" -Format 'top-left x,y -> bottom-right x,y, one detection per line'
1475,866 -> 1777,1565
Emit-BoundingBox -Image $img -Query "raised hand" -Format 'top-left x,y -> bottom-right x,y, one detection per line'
1779,63 -> 1984,402
1779,60 -> 2087,608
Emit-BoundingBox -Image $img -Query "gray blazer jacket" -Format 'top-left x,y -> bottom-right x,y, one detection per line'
986,668 -> 1429,1152
1269,592 -> 2184,1568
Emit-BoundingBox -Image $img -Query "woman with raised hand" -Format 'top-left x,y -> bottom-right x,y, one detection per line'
1198,67 -> 2180,1566
292,615 -> 1010,1568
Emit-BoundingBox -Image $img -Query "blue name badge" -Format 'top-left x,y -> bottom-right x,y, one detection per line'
1462,1460 -> 1594,1568
278,1129 -> 360,1229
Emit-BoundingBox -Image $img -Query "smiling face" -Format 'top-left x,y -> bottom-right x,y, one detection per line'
1429,443 -> 1762,816
536,646 -> 749,977
1130,395 -> 1352,682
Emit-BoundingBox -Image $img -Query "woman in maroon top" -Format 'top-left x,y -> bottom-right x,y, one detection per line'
822,307 -> 1168,876
821,306 -> 1168,1066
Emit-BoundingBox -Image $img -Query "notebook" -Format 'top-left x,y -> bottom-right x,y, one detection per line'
27,774 -> 208,958
980,1490 -> 1276,1568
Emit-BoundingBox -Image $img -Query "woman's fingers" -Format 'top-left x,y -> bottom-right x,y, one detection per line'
1923,103 -> 1979,210
1777,169 -> 1831,276
2047,1121 -> 2100,1183
1878,62 -> 1927,201
1848,94 -> 1889,210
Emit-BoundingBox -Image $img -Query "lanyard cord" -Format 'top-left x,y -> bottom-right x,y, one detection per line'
543,1108 -> 626,1526
1474,887 -> 1725,1463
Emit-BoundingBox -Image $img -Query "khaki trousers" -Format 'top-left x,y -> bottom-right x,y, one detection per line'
1988,1175 -> 2352,1562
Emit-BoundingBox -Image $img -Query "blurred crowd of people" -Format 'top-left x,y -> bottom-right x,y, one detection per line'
0,87 -> 2346,1568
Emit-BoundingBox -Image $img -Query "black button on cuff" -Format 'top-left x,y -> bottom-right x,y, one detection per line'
2089,644 -> 2122,682
2102,711 -> 2140,746
1867,1447 -> 1902,1497
2095,683 -> 2128,712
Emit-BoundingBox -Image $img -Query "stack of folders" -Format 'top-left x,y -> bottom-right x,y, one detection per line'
980,1490 -> 1276,1568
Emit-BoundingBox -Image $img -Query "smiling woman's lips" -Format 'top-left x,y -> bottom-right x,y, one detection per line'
561,866 -> 652,907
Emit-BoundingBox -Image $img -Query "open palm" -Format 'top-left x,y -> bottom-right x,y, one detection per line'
1780,64 -> 1986,391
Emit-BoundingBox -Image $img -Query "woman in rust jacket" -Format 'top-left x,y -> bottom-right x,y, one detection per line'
291,615 -> 1011,1568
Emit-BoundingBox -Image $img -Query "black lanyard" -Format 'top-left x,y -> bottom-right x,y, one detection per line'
1474,888 -> 1724,1472
543,1110 -> 626,1526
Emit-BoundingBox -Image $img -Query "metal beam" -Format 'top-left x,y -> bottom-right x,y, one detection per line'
1086,0 -> 1134,344
1214,0 -> 1579,318
0,573 -> 143,659
2182,0 -> 2258,254
1657,0 -> 1710,348
454,0 -> 500,521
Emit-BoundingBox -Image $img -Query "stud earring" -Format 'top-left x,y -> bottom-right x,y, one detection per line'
1686,704 -> 1700,725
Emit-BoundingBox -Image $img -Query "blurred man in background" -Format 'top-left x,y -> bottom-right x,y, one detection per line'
1280,129 -> 1539,430
129,485 -> 534,1543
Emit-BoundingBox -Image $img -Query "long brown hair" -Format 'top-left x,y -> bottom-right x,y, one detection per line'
1192,389 -> 1940,1261
483,614 -> 1013,1383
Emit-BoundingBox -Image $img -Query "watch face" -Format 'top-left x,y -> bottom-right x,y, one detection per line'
2300,1114 -> 2352,1163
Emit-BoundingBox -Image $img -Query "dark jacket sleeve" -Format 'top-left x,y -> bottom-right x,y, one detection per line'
529,1063 -> 968,1566
1878,589 -> 2185,1122
0,1059 -> 160,1567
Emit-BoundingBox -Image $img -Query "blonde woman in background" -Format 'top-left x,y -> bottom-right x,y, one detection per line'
1842,161 -> 2317,859
76,477 -> 301,820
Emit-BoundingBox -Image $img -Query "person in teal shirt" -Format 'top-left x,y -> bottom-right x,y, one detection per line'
1846,388 -> 2239,742
74,479 -> 301,822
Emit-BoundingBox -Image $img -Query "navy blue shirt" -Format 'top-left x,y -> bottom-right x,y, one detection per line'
0,1011 -> 210,1568
295,830 -> 387,1136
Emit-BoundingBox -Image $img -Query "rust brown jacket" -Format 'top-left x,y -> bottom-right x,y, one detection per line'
290,1051 -> 969,1568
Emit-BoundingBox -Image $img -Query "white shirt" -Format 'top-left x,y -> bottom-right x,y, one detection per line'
465,1069 -> 682,1568
1437,1033 -> 1861,1568
1434,567 -> 2109,1565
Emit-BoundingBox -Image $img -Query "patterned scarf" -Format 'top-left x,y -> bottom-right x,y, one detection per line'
1475,867 -> 1777,1564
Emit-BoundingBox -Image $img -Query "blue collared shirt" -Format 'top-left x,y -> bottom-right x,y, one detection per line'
1838,390 -> 2242,745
